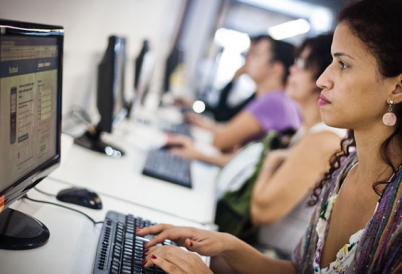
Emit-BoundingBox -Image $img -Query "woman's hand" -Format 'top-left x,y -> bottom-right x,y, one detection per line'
173,96 -> 194,108
137,224 -> 228,257
165,134 -> 204,160
262,149 -> 290,172
185,112 -> 217,132
143,245 -> 213,274
138,224 -> 290,274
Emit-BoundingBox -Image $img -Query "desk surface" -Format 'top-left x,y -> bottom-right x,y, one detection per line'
50,107 -> 220,224
0,178 -> 213,274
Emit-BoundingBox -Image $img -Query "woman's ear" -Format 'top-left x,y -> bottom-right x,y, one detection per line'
272,61 -> 285,79
391,74 -> 402,104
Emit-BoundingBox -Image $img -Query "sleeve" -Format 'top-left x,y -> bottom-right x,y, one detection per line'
354,170 -> 402,273
245,92 -> 301,133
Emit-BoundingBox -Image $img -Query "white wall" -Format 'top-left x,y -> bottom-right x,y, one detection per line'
1,0 -> 185,118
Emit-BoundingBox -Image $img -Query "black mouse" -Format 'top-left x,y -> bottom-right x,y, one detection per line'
56,187 -> 102,210
160,144 -> 183,150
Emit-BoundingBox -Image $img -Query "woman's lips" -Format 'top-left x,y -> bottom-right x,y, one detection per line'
318,93 -> 331,106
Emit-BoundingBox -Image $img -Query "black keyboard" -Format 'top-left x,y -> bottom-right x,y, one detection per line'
93,211 -> 174,274
161,122 -> 191,137
142,148 -> 192,188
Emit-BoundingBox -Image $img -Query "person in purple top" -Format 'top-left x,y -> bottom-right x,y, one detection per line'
245,90 -> 301,143
166,35 -> 301,167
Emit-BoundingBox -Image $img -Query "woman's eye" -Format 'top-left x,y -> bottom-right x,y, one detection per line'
339,61 -> 348,69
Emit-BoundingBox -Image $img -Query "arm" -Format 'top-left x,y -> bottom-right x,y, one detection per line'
173,95 -> 194,108
166,134 -> 235,167
212,110 -> 262,151
217,234 -> 296,274
138,224 -> 296,274
185,112 -> 222,132
250,131 -> 341,225
184,110 -> 262,152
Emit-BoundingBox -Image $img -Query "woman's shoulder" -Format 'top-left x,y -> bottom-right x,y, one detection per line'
308,122 -> 347,139
291,123 -> 344,154
318,152 -> 358,196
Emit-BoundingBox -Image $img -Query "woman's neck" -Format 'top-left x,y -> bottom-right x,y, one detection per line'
353,128 -> 402,186
255,78 -> 284,96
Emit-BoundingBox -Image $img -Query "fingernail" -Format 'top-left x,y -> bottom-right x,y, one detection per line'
142,258 -> 147,266
144,248 -> 149,254
136,226 -> 143,232
151,254 -> 157,260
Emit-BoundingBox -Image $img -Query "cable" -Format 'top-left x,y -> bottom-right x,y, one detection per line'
64,105 -> 97,135
34,187 -> 56,197
66,105 -> 93,124
22,194 -> 103,226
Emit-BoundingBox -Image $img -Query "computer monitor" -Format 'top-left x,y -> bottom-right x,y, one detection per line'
74,35 -> 128,158
126,39 -> 149,118
162,43 -> 184,94
134,40 -> 149,93
129,40 -> 155,118
0,19 -> 63,250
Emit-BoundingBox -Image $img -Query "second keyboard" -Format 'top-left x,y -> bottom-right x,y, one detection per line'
142,148 -> 192,188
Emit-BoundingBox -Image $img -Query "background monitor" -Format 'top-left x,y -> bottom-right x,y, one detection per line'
0,19 -> 63,250
134,40 -> 149,94
74,35 -> 128,158
163,43 -> 184,95
128,39 -> 155,120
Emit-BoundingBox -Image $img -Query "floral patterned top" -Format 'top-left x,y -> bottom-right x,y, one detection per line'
292,152 -> 402,273
313,194 -> 368,273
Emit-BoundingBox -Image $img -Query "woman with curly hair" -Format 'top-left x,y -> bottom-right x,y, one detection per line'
137,0 -> 402,272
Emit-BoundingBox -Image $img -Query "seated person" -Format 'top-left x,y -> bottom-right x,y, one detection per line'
200,63 -> 254,122
137,1 -> 402,272
175,35 -> 269,122
166,35 -> 301,166
249,33 -> 346,259
168,34 -> 345,260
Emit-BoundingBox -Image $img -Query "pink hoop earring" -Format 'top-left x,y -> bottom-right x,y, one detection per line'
382,100 -> 397,126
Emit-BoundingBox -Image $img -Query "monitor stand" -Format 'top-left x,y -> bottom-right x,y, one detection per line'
74,130 -> 125,158
0,208 -> 50,250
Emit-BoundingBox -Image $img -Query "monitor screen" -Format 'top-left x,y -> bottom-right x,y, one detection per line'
0,19 -> 63,250
74,35 -> 127,158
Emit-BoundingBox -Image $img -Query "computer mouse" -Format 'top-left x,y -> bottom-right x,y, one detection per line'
160,144 -> 183,150
56,187 -> 102,210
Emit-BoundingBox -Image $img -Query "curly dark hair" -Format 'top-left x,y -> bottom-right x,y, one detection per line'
308,0 -> 402,206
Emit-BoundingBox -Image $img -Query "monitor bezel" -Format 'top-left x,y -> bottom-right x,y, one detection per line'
73,35 -> 127,158
0,19 -> 63,212
96,35 -> 128,134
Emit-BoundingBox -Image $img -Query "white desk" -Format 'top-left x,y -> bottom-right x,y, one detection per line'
0,178 -> 213,274
50,107 -> 220,225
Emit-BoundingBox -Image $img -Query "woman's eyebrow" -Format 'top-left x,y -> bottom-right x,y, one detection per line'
333,52 -> 355,60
